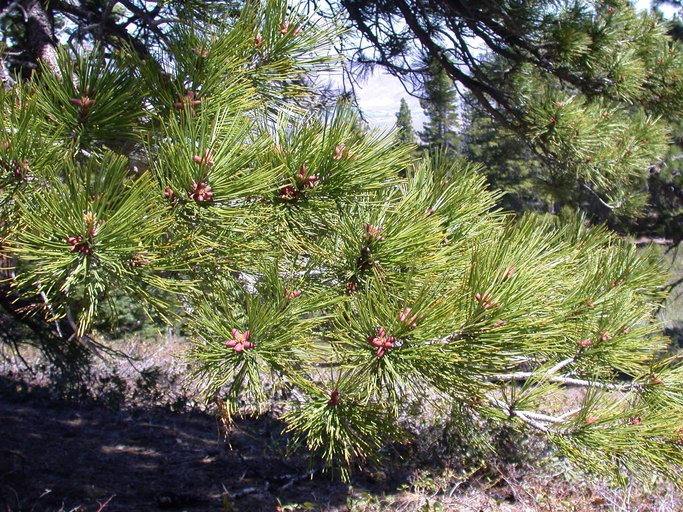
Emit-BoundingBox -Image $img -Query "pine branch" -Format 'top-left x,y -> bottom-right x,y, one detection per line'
485,372 -> 644,392
49,0 -> 155,60
487,396 -> 550,432
117,0 -> 169,43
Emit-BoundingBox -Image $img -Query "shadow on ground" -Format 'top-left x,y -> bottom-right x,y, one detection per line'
0,375 -> 361,512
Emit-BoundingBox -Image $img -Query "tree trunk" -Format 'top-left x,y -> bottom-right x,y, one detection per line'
23,0 -> 60,77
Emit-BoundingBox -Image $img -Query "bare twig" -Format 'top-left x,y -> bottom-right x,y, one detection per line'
582,183 -> 628,210
279,467 -> 322,490
485,371 -> 643,391
96,495 -> 116,512
545,356 -> 576,375
487,396 -> 550,432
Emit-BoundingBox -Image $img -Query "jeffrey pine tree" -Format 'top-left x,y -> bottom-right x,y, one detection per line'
0,0 -> 682,483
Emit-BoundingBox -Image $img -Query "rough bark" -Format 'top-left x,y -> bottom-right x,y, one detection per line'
22,0 -> 61,77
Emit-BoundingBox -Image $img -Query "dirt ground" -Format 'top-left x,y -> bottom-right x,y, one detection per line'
1,337 -> 681,512
0,375 -> 353,511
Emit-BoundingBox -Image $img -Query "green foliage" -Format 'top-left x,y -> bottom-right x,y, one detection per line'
461,95 -> 551,213
345,0 -> 683,216
418,58 -> 459,151
12,152 -> 182,335
1,0 -> 682,489
395,98 -> 417,145
36,49 -> 143,149
189,270 -> 330,414
497,1 -> 683,211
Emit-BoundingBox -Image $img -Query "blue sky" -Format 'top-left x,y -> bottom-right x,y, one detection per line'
322,69 -> 427,131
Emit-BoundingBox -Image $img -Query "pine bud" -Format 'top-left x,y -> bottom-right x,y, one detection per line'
128,254 -> 151,268
66,235 -> 90,254
192,47 -> 209,58
368,327 -> 396,357
225,329 -> 254,353
362,223 -> 385,241
164,186 -> 175,199
173,91 -> 201,115
399,307 -> 419,328
284,289 -> 302,300
278,184 -> 299,201
332,142 -> 346,160
576,338 -> 592,348
83,211 -> 102,238
296,165 -> 318,189
254,34 -> 263,46
327,389 -> 340,406
11,159 -> 29,180
69,95 -> 95,117
599,330 -> 612,342
475,293 -> 499,309
188,181 -> 214,203
585,416 -> 600,425
649,374 -> 664,385
332,142 -> 357,160
504,266 -> 516,280
70,94 -> 95,123
69,96 -> 95,109
192,149 -> 214,167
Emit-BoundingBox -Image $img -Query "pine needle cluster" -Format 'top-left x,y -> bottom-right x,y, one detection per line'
0,0 -> 681,486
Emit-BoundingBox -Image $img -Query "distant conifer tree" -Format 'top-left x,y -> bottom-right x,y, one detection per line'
418,57 -> 460,151
395,98 -> 417,144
